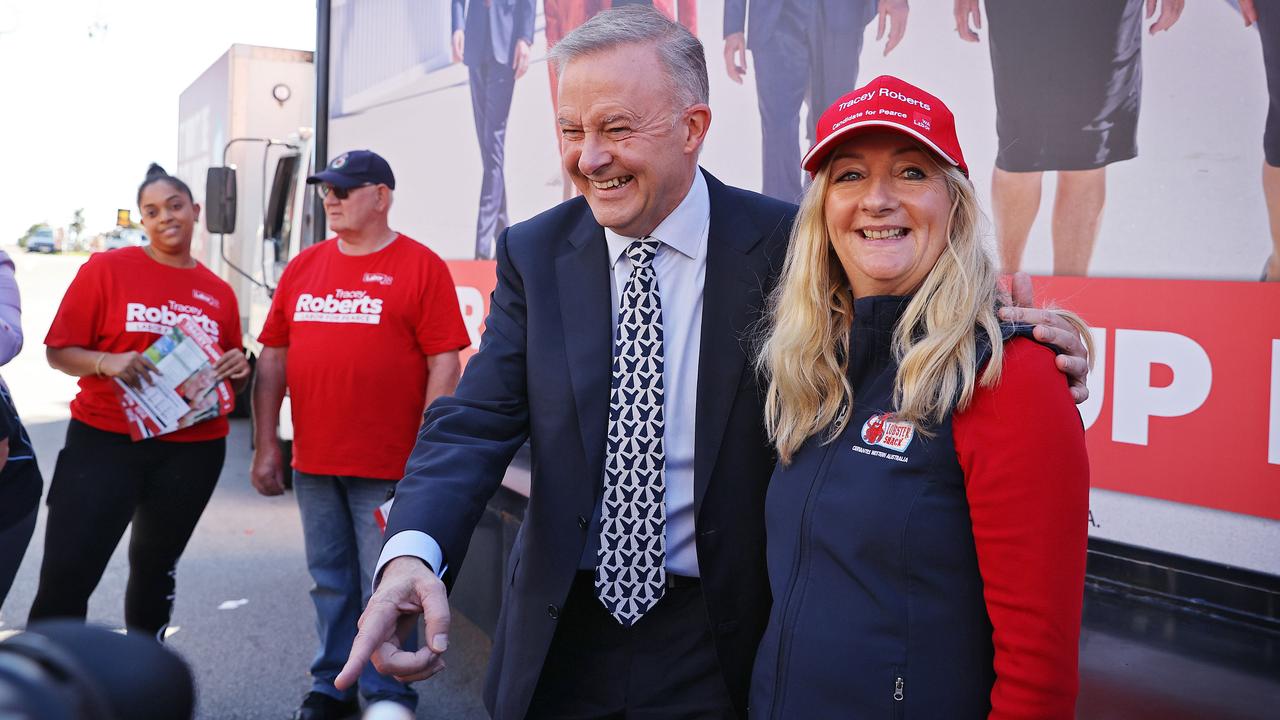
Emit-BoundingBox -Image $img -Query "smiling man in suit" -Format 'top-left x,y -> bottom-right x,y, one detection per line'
337,6 -> 1090,719
341,8 -> 790,717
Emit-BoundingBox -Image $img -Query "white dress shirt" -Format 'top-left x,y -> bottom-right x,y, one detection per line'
599,170 -> 708,576
377,170 -> 709,582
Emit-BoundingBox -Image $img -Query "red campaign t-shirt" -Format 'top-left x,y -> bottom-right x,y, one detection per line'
258,235 -> 470,480
44,247 -> 243,442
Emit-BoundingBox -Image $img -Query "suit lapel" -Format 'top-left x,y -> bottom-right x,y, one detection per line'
694,171 -> 772,514
556,210 -> 612,487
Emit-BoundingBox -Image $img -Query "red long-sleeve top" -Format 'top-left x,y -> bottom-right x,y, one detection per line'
955,337 -> 1091,719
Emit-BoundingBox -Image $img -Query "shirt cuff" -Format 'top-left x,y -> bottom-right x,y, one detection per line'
375,530 -> 446,591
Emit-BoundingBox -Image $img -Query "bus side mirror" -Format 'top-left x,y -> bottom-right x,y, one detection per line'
206,167 -> 238,234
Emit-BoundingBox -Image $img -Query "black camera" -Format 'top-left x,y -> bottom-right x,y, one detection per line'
0,621 -> 194,719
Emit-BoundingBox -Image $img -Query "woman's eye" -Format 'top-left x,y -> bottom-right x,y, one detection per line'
902,166 -> 927,180
836,170 -> 863,182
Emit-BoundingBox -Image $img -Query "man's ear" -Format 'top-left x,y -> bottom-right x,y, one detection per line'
682,103 -> 712,155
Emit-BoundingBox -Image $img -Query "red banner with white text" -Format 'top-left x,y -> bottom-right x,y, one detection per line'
1034,276 -> 1280,521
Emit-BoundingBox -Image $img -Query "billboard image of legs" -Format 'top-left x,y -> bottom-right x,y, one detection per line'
325,0 -> 1278,573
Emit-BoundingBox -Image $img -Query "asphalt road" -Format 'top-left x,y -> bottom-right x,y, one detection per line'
0,247 -> 490,720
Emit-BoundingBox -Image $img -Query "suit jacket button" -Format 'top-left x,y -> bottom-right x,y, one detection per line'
547,604 -> 559,619
577,515 -> 588,530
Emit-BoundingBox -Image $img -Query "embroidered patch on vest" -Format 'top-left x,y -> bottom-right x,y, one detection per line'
860,413 -> 915,452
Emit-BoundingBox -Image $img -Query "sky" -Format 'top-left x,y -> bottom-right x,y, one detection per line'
0,0 -> 316,243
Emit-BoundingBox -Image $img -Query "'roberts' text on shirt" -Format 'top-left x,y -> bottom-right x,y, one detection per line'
293,290 -> 383,325
126,301 -> 221,341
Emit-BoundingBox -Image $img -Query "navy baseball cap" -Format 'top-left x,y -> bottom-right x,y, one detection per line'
306,150 -> 396,190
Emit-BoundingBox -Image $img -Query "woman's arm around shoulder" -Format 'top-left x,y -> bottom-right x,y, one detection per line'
953,337 -> 1090,720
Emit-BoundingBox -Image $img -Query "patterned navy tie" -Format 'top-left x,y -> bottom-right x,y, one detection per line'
595,237 -> 667,626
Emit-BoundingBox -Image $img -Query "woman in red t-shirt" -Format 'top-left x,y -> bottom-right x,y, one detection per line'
29,165 -> 251,639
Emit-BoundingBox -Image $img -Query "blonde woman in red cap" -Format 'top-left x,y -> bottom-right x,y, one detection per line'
750,76 -> 1092,719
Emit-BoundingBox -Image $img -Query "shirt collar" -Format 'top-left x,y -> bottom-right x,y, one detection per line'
605,169 -> 709,267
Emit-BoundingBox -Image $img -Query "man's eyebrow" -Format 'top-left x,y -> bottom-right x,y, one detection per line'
558,112 -> 636,128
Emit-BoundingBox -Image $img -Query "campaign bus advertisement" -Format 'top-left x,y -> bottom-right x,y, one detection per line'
324,0 -> 1279,576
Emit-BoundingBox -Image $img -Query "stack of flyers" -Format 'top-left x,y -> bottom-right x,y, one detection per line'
116,316 -> 234,441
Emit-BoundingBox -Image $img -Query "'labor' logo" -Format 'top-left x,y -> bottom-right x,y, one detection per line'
191,288 -> 220,308
913,113 -> 932,131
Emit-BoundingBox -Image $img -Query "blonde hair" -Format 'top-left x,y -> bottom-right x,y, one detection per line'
758,157 -> 1090,464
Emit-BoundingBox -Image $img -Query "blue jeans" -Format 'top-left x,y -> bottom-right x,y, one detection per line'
294,472 -> 418,707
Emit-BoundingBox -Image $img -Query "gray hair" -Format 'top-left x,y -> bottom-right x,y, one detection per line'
548,5 -> 709,110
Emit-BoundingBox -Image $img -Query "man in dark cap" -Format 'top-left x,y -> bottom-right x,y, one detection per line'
250,151 -> 471,720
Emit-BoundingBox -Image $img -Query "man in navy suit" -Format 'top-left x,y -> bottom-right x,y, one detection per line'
341,8 -> 790,717
339,7 -> 1091,719
723,0 -> 907,202
453,0 -> 536,259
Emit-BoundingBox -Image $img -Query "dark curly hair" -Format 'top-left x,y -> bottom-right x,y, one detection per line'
136,163 -> 194,208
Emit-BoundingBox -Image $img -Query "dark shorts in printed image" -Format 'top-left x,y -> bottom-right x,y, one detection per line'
1256,0 -> 1280,166
986,0 -> 1144,172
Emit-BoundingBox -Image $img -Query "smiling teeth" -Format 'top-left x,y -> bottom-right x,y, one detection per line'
593,176 -> 632,189
864,228 -> 906,239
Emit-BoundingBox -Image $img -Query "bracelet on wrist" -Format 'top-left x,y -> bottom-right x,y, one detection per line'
93,352 -> 107,378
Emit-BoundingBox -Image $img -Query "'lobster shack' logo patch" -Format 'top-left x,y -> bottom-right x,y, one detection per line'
860,413 -> 915,452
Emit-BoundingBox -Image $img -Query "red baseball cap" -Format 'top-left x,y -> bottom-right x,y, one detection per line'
802,75 -> 968,176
